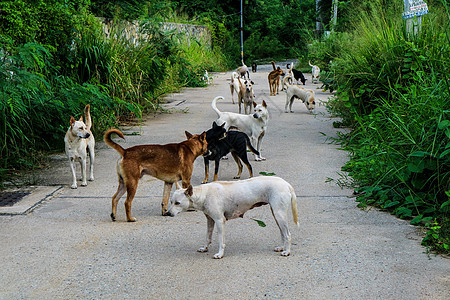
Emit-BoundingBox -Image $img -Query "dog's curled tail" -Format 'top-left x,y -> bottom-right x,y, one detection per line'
271,60 -> 276,71
104,129 -> 125,156
211,96 -> 225,117
290,185 -> 299,228
308,60 -> 314,67
84,104 -> 92,131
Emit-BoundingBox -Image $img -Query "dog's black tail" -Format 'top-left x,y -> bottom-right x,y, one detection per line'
104,129 -> 125,156
244,135 -> 259,156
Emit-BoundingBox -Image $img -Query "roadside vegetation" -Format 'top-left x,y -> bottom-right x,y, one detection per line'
309,0 -> 449,253
0,0 -> 448,253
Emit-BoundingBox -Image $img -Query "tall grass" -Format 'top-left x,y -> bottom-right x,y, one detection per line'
1,14 -> 233,187
321,1 -> 450,252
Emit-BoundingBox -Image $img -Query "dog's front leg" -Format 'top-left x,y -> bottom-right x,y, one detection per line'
254,133 -> 266,161
198,215 -> 214,253
80,156 -> 88,186
202,157 -> 209,184
69,158 -> 78,189
214,217 -> 226,259
161,182 -> 173,216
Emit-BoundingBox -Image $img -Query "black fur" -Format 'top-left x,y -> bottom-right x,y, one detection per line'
203,122 -> 259,182
292,69 -> 307,85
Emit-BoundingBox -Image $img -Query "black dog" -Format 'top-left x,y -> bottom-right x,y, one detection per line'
202,122 -> 259,183
292,69 -> 307,85
252,62 -> 257,73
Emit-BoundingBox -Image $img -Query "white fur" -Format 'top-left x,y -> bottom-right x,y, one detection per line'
167,176 -> 299,259
285,84 -> 316,113
229,72 -> 240,104
211,96 -> 268,161
309,61 -> 320,84
64,105 -> 95,189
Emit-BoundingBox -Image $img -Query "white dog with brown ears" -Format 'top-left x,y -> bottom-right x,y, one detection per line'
211,96 -> 268,161
64,104 -> 95,189
309,61 -> 321,84
285,83 -> 316,114
167,176 -> 299,259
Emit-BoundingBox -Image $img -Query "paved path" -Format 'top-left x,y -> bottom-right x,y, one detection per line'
1,66 -> 449,299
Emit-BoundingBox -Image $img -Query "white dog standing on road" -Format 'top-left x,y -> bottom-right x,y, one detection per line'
64,104 -> 95,189
212,96 -> 268,161
167,176 -> 299,259
285,84 -> 316,114
309,61 -> 320,84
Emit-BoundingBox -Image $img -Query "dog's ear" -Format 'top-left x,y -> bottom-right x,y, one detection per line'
220,122 -> 226,129
262,100 -> 267,108
185,131 -> 192,139
185,185 -> 193,197
78,115 -> 83,122
70,116 -> 76,126
253,101 -> 257,108
200,131 -> 206,138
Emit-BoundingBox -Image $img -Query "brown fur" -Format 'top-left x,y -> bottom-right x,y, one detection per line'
104,128 -> 208,221
268,68 -> 285,96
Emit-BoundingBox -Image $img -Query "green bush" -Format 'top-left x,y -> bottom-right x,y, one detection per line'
324,1 -> 450,253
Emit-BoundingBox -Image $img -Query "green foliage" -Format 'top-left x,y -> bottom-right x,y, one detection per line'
322,0 -> 450,253
0,41 -> 121,177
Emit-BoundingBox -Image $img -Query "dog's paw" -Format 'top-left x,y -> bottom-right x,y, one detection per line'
110,213 -> 116,222
281,251 -> 291,257
127,217 -> 137,222
233,176 -> 241,179
89,176 -> 94,181
197,247 -> 208,253
274,246 -> 283,252
81,181 -> 88,187
213,253 -> 224,259
71,184 -> 77,189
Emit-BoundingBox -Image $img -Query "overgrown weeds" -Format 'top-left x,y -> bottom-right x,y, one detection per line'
312,0 -> 449,253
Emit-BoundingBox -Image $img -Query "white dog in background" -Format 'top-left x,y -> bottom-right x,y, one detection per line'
211,96 -> 268,161
64,104 -> 95,189
285,84 -> 316,113
229,72 -> 240,104
309,61 -> 320,84
167,176 -> 299,259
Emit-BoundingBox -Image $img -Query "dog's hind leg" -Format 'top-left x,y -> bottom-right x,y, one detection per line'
214,217 -> 226,259
124,179 -> 138,222
88,144 -> 95,181
270,205 -> 291,256
231,152 -> 244,179
237,152 -> 254,178
161,181 -> 174,216
111,177 -> 126,221
198,215 -> 214,253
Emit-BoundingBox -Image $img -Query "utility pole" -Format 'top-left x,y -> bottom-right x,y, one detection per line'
240,0 -> 244,63
331,0 -> 338,31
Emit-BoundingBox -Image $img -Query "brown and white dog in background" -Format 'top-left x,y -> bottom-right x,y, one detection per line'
104,129 -> 208,220
64,104 -> 95,189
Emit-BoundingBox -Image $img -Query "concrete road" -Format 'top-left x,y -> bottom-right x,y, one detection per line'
1,65 -> 449,299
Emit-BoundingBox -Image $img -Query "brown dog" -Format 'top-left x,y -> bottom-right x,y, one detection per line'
104,128 -> 208,221
268,61 -> 285,96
